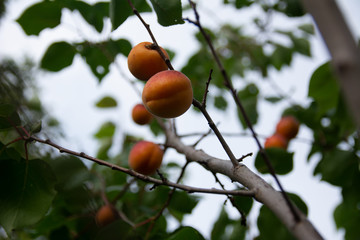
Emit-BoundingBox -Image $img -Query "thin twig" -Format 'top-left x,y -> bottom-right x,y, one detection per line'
192,127 -> 212,148
202,69 -> 213,107
211,172 -> 247,226
26,135 -> 254,197
192,99 -> 239,167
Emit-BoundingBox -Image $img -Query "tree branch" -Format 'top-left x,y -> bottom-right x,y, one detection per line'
300,0 -> 360,127
27,135 -> 254,198
186,0 -> 300,223
164,125 -> 324,240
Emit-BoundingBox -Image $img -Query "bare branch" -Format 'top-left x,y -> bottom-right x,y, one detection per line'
27,135 -> 254,198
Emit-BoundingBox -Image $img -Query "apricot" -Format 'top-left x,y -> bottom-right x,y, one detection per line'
131,103 -> 153,125
264,134 -> 288,149
95,204 -> 119,227
275,116 -> 300,140
142,70 -> 193,118
128,141 -> 164,175
127,42 -> 169,81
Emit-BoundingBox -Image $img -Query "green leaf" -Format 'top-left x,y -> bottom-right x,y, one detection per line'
232,195 -> 253,215
234,0 -> 254,8
314,149 -> 360,187
257,193 -> 307,240
334,189 -> 360,240
168,191 -> 199,222
95,96 -> 118,108
49,156 -> 90,192
271,45 -> 292,70
273,0 -> 305,17
77,39 -> 131,81
264,96 -> 283,103
67,1 -> 109,33
214,95 -> 228,110
254,148 -> 294,175
237,84 -> 259,129
211,208 -> 231,240
110,0 -> 151,30
16,1 -> 62,35
0,158 -> 57,234
298,23 -> 314,35
96,137 -> 113,160
0,103 -> 21,129
308,62 -> 340,117
149,119 -> 164,136
168,226 -> 205,240
30,121 -> 42,134
150,0 -> 185,26
41,41 -> 76,72
94,121 -> 116,139
291,37 -> 311,56
107,38 -> 132,58
77,41 -> 109,81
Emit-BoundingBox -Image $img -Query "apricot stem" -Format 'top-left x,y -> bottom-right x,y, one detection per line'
127,0 -> 174,71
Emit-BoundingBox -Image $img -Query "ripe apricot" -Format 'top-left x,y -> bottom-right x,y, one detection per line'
95,204 -> 119,227
275,116 -> 300,140
128,141 -> 163,175
127,42 -> 169,81
132,103 -> 153,125
142,70 -> 193,118
264,134 -> 288,149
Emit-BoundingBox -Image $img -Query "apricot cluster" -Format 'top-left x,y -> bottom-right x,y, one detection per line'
264,115 -> 300,150
128,141 -> 163,175
128,42 -> 193,119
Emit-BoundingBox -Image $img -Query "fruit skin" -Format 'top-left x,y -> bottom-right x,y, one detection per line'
128,141 -> 164,175
95,204 -> 119,227
127,42 -> 169,81
275,116 -> 300,140
264,134 -> 288,149
142,70 -> 193,118
132,103 -> 153,125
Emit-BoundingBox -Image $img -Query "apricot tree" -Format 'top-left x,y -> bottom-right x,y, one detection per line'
0,0 -> 359,240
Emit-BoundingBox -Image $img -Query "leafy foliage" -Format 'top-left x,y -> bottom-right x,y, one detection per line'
1,0 -> 359,239
255,148 -> 294,175
150,0 -> 185,26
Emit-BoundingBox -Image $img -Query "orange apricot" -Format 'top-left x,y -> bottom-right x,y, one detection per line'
264,134 -> 288,149
275,116 -> 300,140
127,42 -> 169,81
131,103 -> 153,125
142,70 -> 193,118
95,204 -> 119,227
128,141 -> 164,175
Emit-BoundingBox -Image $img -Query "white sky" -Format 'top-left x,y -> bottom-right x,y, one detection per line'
1,0 -> 360,239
